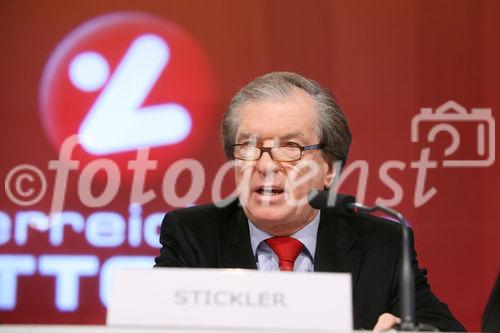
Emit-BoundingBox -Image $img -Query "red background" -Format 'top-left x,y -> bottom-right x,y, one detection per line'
0,0 -> 499,331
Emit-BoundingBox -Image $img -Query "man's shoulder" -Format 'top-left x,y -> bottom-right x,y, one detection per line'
339,210 -> 403,242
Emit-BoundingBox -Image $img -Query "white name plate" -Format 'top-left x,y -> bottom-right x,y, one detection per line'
107,268 -> 352,331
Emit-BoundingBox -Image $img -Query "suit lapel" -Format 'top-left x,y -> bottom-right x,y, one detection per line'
314,209 -> 363,291
217,205 -> 257,269
215,202 -> 364,285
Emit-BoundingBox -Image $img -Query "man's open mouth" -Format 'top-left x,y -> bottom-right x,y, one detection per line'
255,186 -> 285,196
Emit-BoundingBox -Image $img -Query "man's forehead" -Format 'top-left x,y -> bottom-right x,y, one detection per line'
234,90 -> 319,142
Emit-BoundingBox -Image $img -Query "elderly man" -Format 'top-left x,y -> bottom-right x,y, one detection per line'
155,72 -> 464,331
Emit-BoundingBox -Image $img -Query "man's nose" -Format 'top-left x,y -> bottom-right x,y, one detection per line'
255,150 -> 280,174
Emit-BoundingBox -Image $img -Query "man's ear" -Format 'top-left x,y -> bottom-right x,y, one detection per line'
323,159 -> 338,188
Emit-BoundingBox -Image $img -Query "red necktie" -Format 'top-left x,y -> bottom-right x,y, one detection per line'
265,236 -> 304,271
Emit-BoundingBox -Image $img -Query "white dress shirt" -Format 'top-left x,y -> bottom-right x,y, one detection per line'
248,212 -> 320,272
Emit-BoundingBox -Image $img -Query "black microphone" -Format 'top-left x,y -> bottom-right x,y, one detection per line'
307,189 -> 355,213
308,190 -> 436,331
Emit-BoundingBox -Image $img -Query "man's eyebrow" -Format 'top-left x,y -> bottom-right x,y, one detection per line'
236,132 -> 305,141
280,132 -> 305,140
236,133 -> 257,141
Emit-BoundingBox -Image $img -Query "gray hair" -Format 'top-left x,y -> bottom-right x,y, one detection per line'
221,71 -> 351,166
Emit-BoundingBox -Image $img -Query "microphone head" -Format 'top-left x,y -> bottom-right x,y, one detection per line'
308,190 -> 355,213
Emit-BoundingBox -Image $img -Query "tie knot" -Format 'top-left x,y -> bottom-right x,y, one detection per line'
265,236 -> 304,271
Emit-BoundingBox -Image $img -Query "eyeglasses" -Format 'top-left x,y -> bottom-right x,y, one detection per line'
232,142 -> 324,162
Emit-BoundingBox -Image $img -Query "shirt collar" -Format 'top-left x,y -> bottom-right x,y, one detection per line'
248,211 -> 321,259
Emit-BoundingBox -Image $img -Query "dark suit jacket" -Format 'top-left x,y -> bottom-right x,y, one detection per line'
155,200 -> 465,331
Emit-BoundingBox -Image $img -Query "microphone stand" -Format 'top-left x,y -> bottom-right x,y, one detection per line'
350,202 -> 437,331
308,190 -> 438,331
